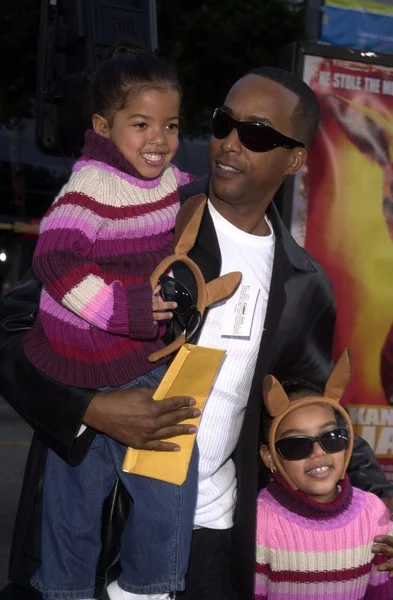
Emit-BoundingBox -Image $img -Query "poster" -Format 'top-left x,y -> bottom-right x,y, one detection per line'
321,0 -> 393,53
291,53 -> 393,479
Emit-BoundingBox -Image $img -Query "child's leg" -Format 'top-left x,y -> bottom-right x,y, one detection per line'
31,435 -> 118,600
105,438 -> 199,595
106,364 -> 197,596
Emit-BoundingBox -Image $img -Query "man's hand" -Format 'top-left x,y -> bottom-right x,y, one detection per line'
372,500 -> 393,576
83,387 -> 200,451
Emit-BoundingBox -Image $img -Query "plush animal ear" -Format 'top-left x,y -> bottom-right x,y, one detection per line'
174,194 -> 207,255
204,272 -> 242,307
324,348 -> 352,403
263,375 -> 290,417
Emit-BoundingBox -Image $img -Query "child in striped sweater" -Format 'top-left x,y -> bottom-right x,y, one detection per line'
256,349 -> 393,600
25,42 -> 197,600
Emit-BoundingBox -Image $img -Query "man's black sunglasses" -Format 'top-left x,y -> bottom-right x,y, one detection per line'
212,107 -> 305,153
159,274 -> 202,342
275,427 -> 350,461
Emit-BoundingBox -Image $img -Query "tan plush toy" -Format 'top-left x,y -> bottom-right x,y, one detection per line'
262,348 -> 354,490
148,194 -> 242,362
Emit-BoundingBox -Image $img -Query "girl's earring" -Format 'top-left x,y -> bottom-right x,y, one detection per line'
270,466 -> 277,474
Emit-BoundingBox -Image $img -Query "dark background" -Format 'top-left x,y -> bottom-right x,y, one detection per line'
0,1 -> 307,585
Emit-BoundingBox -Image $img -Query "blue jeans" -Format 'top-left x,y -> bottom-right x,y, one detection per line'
32,366 -> 199,599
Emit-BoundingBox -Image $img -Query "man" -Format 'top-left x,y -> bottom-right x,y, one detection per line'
1,67 -> 393,600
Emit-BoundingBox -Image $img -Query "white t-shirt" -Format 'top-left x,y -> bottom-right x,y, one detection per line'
194,201 -> 275,529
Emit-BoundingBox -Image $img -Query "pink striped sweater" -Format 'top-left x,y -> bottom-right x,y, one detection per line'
255,474 -> 393,600
24,130 -> 194,388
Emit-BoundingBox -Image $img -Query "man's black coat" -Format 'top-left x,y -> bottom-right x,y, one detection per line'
1,177 -> 392,599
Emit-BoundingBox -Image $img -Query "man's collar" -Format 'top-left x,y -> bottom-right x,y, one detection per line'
266,203 -> 316,273
179,175 -> 316,274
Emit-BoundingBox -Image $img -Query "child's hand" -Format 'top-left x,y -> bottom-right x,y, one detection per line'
152,285 -> 177,322
372,534 -> 393,576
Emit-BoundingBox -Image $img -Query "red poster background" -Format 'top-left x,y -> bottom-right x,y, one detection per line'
291,54 -> 393,477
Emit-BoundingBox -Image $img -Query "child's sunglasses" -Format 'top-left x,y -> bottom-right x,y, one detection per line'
158,274 -> 202,342
275,427 -> 350,461
212,107 -> 305,153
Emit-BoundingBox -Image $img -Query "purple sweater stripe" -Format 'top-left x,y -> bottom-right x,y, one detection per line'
36,223 -> 174,259
39,310 -> 133,352
88,235 -> 174,259
28,318 -> 167,389
261,591 -> 367,600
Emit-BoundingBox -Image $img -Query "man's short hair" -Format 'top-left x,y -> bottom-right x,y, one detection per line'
247,66 -> 320,148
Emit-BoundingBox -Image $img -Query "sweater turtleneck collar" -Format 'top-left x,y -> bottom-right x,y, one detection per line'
267,473 -> 353,519
80,129 -> 152,180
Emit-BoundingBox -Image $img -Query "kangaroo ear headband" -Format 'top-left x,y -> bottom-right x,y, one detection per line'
262,348 -> 354,490
148,195 -> 242,362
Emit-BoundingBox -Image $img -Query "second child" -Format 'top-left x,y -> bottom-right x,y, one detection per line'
256,349 -> 393,600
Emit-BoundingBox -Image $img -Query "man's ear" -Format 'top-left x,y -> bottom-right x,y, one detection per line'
284,147 -> 307,176
260,444 -> 276,472
92,114 -> 111,138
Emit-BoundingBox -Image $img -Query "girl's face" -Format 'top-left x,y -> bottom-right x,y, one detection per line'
261,403 -> 346,503
94,86 -> 181,179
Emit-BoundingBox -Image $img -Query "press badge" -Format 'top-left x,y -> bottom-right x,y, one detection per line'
221,284 -> 260,338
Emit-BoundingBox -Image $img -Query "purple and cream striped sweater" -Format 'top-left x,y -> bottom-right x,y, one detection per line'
24,130 -> 194,388
255,474 -> 393,599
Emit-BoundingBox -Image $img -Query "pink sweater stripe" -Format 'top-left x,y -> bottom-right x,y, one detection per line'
78,279 -> 116,329
261,486 -> 374,551
174,165 -> 196,186
42,215 -> 98,241
40,289 -> 89,329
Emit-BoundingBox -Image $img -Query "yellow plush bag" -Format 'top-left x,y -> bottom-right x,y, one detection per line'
122,343 -> 225,485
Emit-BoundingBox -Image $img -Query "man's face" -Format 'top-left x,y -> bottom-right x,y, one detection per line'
209,74 -> 306,210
